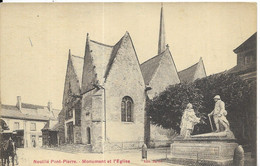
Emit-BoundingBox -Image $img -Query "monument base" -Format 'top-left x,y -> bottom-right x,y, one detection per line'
163,157 -> 233,166
170,133 -> 238,166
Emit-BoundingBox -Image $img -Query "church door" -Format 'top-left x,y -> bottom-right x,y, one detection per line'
67,122 -> 74,143
87,127 -> 91,144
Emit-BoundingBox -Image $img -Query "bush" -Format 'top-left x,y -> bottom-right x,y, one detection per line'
147,72 -> 255,137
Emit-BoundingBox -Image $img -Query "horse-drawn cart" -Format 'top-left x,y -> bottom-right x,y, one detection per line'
0,130 -> 18,166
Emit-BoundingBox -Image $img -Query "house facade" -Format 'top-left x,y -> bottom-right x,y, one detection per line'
0,96 -> 60,148
227,32 -> 257,80
227,32 -> 257,157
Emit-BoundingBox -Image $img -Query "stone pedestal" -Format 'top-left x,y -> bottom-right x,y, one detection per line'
170,133 -> 238,165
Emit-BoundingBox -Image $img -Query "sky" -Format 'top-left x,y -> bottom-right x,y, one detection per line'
0,3 -> 257,110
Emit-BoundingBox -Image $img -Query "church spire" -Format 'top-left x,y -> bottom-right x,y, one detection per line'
158,4 -> 166,55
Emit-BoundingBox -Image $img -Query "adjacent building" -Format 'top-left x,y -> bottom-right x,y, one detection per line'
227,32 -> 257,80
227,32 -> 257,157
0,96 -> 60,148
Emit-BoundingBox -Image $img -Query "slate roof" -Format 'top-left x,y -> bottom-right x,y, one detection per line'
42,120 -> 59,131
89,39 -> 114,83
104,36 -> 124,79
71,55 -> 84,87
178,62 -> 199,83
140,53 -> 164,85
227,63 -> 256,75
1,104 -> 49,121
1,103 -> 60,121
71,32 -> 131,86
234,32 -> 257,54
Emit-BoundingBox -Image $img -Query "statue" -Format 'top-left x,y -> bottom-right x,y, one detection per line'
180,103 -> 200,138
208,95 -> 230,132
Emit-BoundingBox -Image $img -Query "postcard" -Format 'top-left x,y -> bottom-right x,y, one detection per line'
0,2 -> 257,166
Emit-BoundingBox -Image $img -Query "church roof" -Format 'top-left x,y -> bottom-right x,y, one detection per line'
88,39 -> 114,83
140,51 -> 164,85
178,62 -> 198,83
80,32 -> 135,86
178,58 -> 206,83
71,55 -> 84,87
104,36 -> 124,80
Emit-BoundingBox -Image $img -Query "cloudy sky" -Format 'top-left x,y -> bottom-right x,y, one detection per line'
0,3 -> 257,109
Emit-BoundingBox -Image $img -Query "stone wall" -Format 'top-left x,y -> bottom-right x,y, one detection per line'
104,33 -> 146,144
149,124 -> 175,147
74,126 -> 82,144
146,50 -> 180,146
104,141 -> 144,151
81,90 -> 104,153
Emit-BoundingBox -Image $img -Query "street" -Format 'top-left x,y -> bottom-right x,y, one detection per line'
13,147 -> 181,166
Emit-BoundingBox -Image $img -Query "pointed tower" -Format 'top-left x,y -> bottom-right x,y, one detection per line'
81,33 -> 98,94
158,4 -> 166,54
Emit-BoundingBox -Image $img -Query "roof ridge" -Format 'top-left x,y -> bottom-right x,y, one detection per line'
1,104 -> 16,107
22,103 -> 45,108
103,34 -> 125,80
90,40 -> 113,48
178,61 -> 199,73
71,55 -> 84,59
233,32 -> 257,53
141,49 -> 166,66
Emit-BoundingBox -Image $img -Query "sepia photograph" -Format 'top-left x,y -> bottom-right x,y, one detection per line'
0,2 -> 257,166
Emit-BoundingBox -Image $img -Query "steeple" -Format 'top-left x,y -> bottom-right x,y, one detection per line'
158,4 -> 166,55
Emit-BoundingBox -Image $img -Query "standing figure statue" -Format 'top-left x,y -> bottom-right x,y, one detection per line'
208,95 -> 230,132
180,103 -> 200,138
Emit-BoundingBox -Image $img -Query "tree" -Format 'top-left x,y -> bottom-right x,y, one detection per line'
147,73 -> 255,140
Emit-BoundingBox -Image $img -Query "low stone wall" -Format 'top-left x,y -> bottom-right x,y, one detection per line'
104,141 -> 144,151
149,140 -> 172,148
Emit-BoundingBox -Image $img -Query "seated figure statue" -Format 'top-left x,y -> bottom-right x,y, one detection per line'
180,103 -> 200,138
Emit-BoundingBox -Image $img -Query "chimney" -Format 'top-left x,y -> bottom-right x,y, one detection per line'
48,101 -> 52,111
17,96 -> 22,110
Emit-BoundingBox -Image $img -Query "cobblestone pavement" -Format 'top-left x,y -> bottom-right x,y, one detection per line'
11,147 -> 182,166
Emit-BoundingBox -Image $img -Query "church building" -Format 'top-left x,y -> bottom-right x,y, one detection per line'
58,5 -> 207,152
141,6 -> 206,147
61,32 -> 146,152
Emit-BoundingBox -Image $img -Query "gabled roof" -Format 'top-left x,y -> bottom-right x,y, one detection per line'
70,55 -> 84,87
234,32 -> 257,54
140,47 -> 180,85
178,62 -> 198,83
81,32 -> 134,86
178,57 -> 206,83
21,103 -> 44,109
88,39 -> 114,83
1,104 -> 50,121
104,36 -> 124,79
227,63 -> 256,75
140,53 -> 164,85
1,101 -> 60,121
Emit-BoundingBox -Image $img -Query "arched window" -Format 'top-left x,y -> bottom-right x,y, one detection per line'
121,96 -> 133,122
